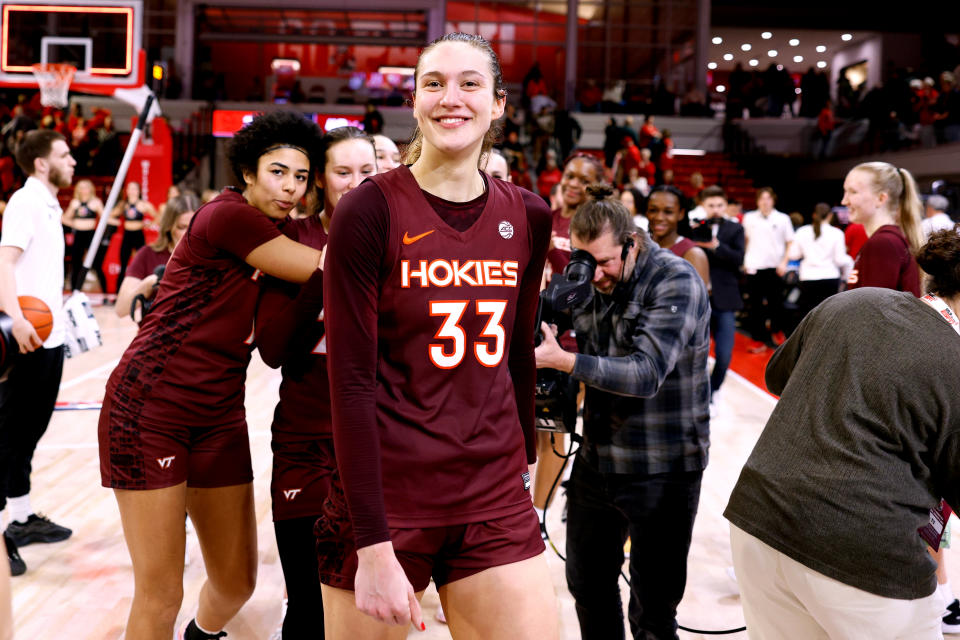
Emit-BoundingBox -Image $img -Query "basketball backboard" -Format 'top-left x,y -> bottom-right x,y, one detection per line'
0,0 -> 143,92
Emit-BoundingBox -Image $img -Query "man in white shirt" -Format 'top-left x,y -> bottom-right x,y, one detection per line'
922,194 -> 955,239
742,187 -> 794,353
0,129 -> 75,576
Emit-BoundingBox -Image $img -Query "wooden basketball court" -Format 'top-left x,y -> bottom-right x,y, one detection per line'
9,305 -> 960,639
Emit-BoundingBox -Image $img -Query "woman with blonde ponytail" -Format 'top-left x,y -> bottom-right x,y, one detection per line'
841,161 -> 922,295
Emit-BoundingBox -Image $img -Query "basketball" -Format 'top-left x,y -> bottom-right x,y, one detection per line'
18,295 -> 53,342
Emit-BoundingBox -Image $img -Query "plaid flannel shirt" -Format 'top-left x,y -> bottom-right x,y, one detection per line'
571,236 -> 711,475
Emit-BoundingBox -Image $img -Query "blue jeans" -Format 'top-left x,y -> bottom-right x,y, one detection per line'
710,309 -> 736,393
565,455 -> 703,640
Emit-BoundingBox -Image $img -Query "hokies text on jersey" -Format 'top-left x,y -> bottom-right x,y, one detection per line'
401,259 -> 519,288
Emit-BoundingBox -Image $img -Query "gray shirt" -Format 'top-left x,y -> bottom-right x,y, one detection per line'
725,287 -> 960,599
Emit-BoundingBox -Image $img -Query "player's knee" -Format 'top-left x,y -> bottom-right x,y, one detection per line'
135,581 -> 184,624
215,569 -> 257,605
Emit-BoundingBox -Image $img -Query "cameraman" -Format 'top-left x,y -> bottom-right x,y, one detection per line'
535,184 -> 710,640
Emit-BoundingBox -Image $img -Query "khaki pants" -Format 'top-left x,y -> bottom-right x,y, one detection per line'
730,523 -> 944,640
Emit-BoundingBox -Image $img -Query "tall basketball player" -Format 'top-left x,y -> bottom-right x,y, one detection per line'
98,111 -> 325,640
255,125 -> 376,639
320,33 -> 560,639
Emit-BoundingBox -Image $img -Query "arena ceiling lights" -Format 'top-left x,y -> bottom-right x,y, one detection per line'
707,27 -> 870,71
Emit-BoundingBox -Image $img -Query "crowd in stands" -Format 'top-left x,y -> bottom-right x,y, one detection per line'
0,92 -> 123,201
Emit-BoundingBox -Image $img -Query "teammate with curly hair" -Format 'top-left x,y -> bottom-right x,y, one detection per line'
98,110 -> 325,640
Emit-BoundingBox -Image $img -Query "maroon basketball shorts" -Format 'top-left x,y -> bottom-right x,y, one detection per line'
315,473 -> 545,591
98,394 -> 253,490
271,436 -> 335,521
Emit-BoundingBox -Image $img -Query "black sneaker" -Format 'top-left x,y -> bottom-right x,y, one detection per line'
943,598 -> 960,634
3,533 -> 25,576
5,514 -> 72,547
181,619 -> 227,639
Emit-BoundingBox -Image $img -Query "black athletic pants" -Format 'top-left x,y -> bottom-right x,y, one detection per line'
745,268 -> 785,346
0,346 -> 64,511
118,228 -> 145,288
274,515 -> 325,639
91,226 -> 117,293
70,229 -> 95,291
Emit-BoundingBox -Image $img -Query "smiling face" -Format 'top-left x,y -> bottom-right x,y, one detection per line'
242,147 -> 311,219
412,40 -> 505,162
126,182 -> 141,202
319,138 -> 377,214
841,169 -> 885,226
372,134 -> 400,172
75,179 -> 94,201
645,191 -> 684,243
560,157 -> 602,211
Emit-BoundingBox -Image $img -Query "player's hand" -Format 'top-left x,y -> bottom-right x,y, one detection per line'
11,317 -> 42,353
776,262 -> 788,278
355,541 -> 425,631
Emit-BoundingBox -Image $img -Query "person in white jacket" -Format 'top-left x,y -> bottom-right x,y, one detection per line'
787,203 -> 852,331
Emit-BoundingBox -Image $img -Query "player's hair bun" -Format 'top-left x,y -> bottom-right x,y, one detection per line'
916,225 -> 960,298
585,183 -> 615,201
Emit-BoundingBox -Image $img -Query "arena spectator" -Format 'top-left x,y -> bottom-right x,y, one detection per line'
690,186 -> 744,407
535,149 -> 561,201
786,203 -> 852,331
725,229 -> 960,640
742,187 -> 794,353
922,194 -> 955,239
843,162 -> 923,296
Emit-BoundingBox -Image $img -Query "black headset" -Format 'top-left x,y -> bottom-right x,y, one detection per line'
620,235 -> 635,261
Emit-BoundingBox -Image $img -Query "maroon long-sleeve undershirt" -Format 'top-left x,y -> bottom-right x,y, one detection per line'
323,177 -> 550,548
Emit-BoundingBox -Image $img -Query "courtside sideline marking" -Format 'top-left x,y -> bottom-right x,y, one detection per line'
726,368 -> 778,407
59,357 -> 120,391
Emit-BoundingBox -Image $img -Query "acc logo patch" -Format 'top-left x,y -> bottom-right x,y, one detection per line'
499,221 -> 515,239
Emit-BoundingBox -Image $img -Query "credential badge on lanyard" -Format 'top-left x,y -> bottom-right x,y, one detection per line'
921,294 -> 960,336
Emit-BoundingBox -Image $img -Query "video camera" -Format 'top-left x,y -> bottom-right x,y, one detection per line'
131,263 -> 165,325
535,248 -> 596,433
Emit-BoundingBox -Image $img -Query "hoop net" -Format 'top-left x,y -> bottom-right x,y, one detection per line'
31,63 -> 76,108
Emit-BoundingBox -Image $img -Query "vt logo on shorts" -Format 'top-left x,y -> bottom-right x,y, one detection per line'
156,456 -> 176,469
403,229 -> 435,245
283,488 -> 302,501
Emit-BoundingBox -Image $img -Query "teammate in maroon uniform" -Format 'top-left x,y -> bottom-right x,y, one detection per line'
646,185 -> 710,286
115,192 -> 199,322
842,162 -> 923,296
532,153 -> 603,531
98,111 -> 325,640
321,33 -> 560,639
255,126 -> 376,639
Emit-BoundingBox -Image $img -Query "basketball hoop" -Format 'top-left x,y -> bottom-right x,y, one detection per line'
31,63 -> 76,108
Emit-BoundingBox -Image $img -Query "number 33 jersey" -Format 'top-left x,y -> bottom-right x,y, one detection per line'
325,166 -> 551,534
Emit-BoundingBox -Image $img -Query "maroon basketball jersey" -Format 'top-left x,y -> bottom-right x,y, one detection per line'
670,236 -> 696,258
105,189 -> 282,427
257,214 -> 331,442
365,167 -> 537,528
546,208 -> 573,275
